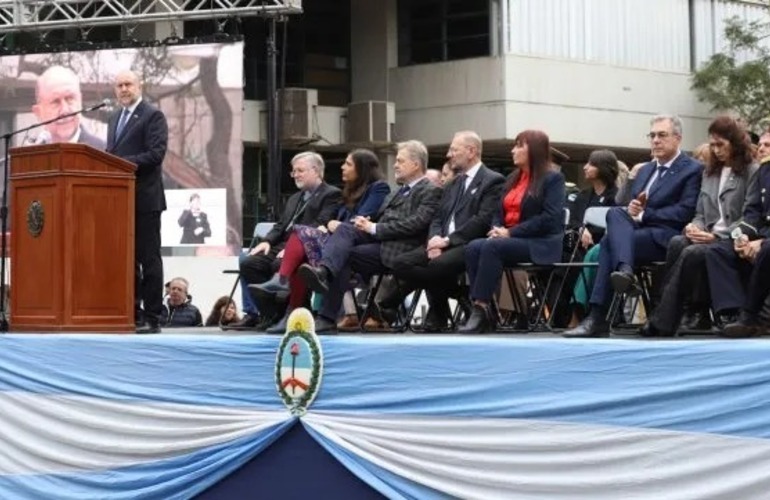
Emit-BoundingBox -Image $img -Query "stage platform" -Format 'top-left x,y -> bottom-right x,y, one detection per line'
2,329 -> 770,499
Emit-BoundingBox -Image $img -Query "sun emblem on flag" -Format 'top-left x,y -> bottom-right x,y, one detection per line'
275,308 -> 323,415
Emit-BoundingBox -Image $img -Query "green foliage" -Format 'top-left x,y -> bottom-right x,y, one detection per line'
692,11 -> 770,131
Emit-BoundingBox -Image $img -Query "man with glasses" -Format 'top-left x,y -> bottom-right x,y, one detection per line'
564,114 -> 702,338
230,151 -> 341,330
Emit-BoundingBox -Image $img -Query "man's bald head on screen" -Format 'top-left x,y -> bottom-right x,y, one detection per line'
33,66 -> 83,143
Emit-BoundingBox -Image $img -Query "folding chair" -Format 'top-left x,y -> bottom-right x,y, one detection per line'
544,206 -> 611,329
495,208 -> 572,332
220,222 -> 275,326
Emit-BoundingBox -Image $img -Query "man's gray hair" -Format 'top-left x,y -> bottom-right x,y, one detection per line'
651,114 -> 683,137
397,140 -> 429,171
291,151 -> 325,178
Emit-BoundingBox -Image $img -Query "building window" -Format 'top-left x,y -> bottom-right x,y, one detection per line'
398,0 -> 490,66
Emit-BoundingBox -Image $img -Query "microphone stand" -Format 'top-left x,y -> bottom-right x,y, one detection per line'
0,101 -> 108,332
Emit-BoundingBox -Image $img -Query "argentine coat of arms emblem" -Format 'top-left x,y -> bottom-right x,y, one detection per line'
275,308 -> 324,415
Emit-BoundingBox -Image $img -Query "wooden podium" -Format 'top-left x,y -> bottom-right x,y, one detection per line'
9,143 -> 136,332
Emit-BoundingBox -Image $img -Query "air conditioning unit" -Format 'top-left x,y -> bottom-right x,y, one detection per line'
347,101 -> 395,145
280,88 -> 317,143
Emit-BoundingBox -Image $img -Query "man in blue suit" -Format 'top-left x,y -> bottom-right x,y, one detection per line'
564,114 -> 702,338
106,70 -> 168,334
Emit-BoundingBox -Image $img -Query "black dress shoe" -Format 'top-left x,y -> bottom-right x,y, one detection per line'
610,271 -> 639,295
681,310 -> 712,332
298,264 -> 331,294
721,312 -> 765,338
266,314 -> 289,334
638,322 -> 673,338
456,296 -> 473,325
136,323 -> 161,334
314,315 -> 338,334
422,310 -> 449,333
562,316 -> 610,338
225,313 -> 261,330
458,304 -> 494,333
375,303 -> 399,326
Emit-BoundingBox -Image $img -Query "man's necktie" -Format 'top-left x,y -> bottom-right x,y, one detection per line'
115,108 -> 130,138
646,165 -> 667,194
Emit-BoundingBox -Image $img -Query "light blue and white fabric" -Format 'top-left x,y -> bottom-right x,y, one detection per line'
2,334 -> 770,499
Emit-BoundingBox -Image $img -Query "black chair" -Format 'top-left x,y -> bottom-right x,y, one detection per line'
220,222 -> 275,327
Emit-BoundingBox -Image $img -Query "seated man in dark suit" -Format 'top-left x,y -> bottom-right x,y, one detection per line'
564,114 -> 703,338
229,151 -> 341,329
298,140 -> 442,332
387,131 -> 505,331
705,158 -> 770,337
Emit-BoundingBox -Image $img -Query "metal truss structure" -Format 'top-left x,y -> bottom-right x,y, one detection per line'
0,0 -> 302,34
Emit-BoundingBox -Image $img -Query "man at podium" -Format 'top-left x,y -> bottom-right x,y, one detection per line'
31,65 -> 105,149
106,70 -> 169,334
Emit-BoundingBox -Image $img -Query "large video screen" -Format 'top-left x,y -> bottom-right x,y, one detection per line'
0,42 -> 244,255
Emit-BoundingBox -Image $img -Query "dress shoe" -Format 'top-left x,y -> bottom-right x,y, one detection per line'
375,303 -> 399,326
250,274 -> 290,300
314,315 -> 338,334
638,322 -> 673,338
610,271 -> 639,295
680,310 -> 712,332
721,311 -> 766,338
337,314 -> 360,332
266,313 -> 289,334
362,317 -> 388,331
562,316 -> 610,338
136,323 -> 161,334
225,313 -> 261,330
458,304 -> 494,333
298,264 -> 331,294
422,310 -> 449,333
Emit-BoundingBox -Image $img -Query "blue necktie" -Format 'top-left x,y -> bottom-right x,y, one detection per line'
115,109 -> 130,138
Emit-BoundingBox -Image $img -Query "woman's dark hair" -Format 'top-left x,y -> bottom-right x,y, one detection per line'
205,295 -> 239,326
342,148 -> 385,209
587,149 -> 619,188
706,116 -> 753,176
503,130 -> 552,196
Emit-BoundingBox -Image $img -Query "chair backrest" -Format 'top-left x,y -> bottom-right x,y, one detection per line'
583,206 -> 611,230
253,222 -> 275,239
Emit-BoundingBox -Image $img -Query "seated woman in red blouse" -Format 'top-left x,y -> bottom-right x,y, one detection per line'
459,130 -> 566,333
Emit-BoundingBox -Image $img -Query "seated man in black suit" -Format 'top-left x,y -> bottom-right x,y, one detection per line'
387,131 -> 504,331
564,114 -> 703,338
298,140 -> 442,332
230,152 -> 341,329
705,158 -> 770,337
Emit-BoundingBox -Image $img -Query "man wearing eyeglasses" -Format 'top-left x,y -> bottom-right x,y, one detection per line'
564,114 -> 703,338
229,152 -> 341,330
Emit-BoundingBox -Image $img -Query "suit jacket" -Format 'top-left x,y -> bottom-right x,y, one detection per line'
493,170 -> 566,265
261,182 -> 342,248
374,177 -> 441,268
628,154 -> 702,247
106,100 -> 168,213
692,163 -> 758,238
337,180 -> 391,221
740,161 -> 770,239
78,126 -> 106,150
428,164 -> 505,247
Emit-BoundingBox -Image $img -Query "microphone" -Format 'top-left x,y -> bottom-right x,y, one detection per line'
85,99 -> 112,112
31,130 -> 51,145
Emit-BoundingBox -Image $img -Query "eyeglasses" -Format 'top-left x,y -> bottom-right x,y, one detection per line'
646,131 -> 673,140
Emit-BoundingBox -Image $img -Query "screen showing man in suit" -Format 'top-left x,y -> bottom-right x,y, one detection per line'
1,43 -> 244,255
31,65 -> 105,149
